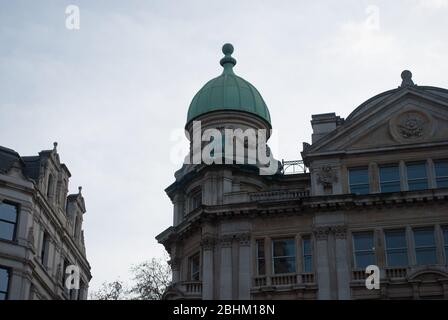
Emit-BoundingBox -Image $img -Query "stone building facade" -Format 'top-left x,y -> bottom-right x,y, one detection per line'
0,143 -> 91,300
157,44 -> 448,300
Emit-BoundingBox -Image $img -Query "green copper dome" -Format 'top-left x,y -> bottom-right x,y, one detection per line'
186,44 -> 271,127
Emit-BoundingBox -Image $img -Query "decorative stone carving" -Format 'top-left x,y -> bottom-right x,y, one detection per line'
332,226 -> 347,239
390,109 -> 434,142
316,166 -> 338,187
219,234 -> 234,248
200,235 -> 215,250
235,233 -> 251,246
313,226 -> 330,240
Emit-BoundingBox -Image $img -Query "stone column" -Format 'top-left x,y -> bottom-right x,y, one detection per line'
237,233 -> 251,300
334,226 -> 350,300
314,227 -> 331,300
219,235 -> 233,300
201,236 -> 215,300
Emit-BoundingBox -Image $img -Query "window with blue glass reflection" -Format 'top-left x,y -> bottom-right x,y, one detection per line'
302,237 -> 313,273
435,160 -> 448,188
272,238 -> 296,274
353,232 -> 375,269
379,165 -> 401,193
414,228 -> 437,265
0,202 -> 18,241
349,168 -> 369,195
407,162 -> 428,191
385,230 -> 408,267
0,267 -> 9,300
443,227 -> 448,265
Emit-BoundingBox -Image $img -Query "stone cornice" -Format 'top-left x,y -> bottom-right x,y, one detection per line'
156,188 -> 448,246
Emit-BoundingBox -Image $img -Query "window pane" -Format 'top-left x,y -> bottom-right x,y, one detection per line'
353,233 -> 374,251
414,229 -> 436,266
435,161 -> 448,177
380,166 -> 400,192
443,227 -> 448,244
416,248 -> 437,265
350,185 -> 370,195
435,161 -> 448,188
0,268 -> 8,292
407,163 -> 428,190
258,259 -> 266,275
355,252 -> 375,269
273,239 -> 295,257
273,257 -> 296,274
303,256 -> 312,273
407,163 -> 427,180
349,168 -> 368,185
387,251 -> 408,267
0,203 -> 17,223
257,240 -> 265,258
303,238 -> 311,255
414,229 -> 435,247
385,230 -> 407,249
0,222 -> 15,241
0,292 -> 5,300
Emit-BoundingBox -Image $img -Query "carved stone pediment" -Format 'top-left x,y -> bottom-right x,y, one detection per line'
305,88 -> 448,154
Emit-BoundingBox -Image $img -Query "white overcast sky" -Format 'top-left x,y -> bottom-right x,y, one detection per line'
1,0 -> 447,291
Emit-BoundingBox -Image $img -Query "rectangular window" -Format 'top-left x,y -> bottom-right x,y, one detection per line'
0,202 -> 18,241
353,232 -> 375,269
435,160 -> 448,188
41,232 -> 50,267
272,238 -> 296,274
188,253 -> 200,281
407,162 -> 428,191
385,230 -> 408,267
349,167 -> 369,195
256,239 -> 265,275
191,192 -> 202,211
302,237 -> 313,273
414,228 -> 437,265
443,227 -> 448,265
379,165 -> 401,193
0,267 -> 10,300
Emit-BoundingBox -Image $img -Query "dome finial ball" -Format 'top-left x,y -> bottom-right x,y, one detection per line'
401,70 -> 412,81
222,43 -> 234,55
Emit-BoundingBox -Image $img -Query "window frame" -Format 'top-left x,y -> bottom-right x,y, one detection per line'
442,227 -> 448,265
413,227 -> 437,266
352,231 -> 376,270
406,161 -> 429,191
255,239 -> 266,276
271,238 -> 297,275
302,236 -> 313,273
384,229 -> 409,267
40,231 -> 50,268
0,266 -> 11,300
348,167 -> 370,195
435,160 -> 448,188
188,252 -> 200,281
0,201 -> 19,242
379,164 -> 401,193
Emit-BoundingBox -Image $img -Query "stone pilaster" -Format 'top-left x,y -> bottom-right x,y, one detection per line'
200,235 -> 215,300
219,235 -> 233,300
333,226 -> 350,300
236,233 -> 251,299
314,226 -> 331,300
